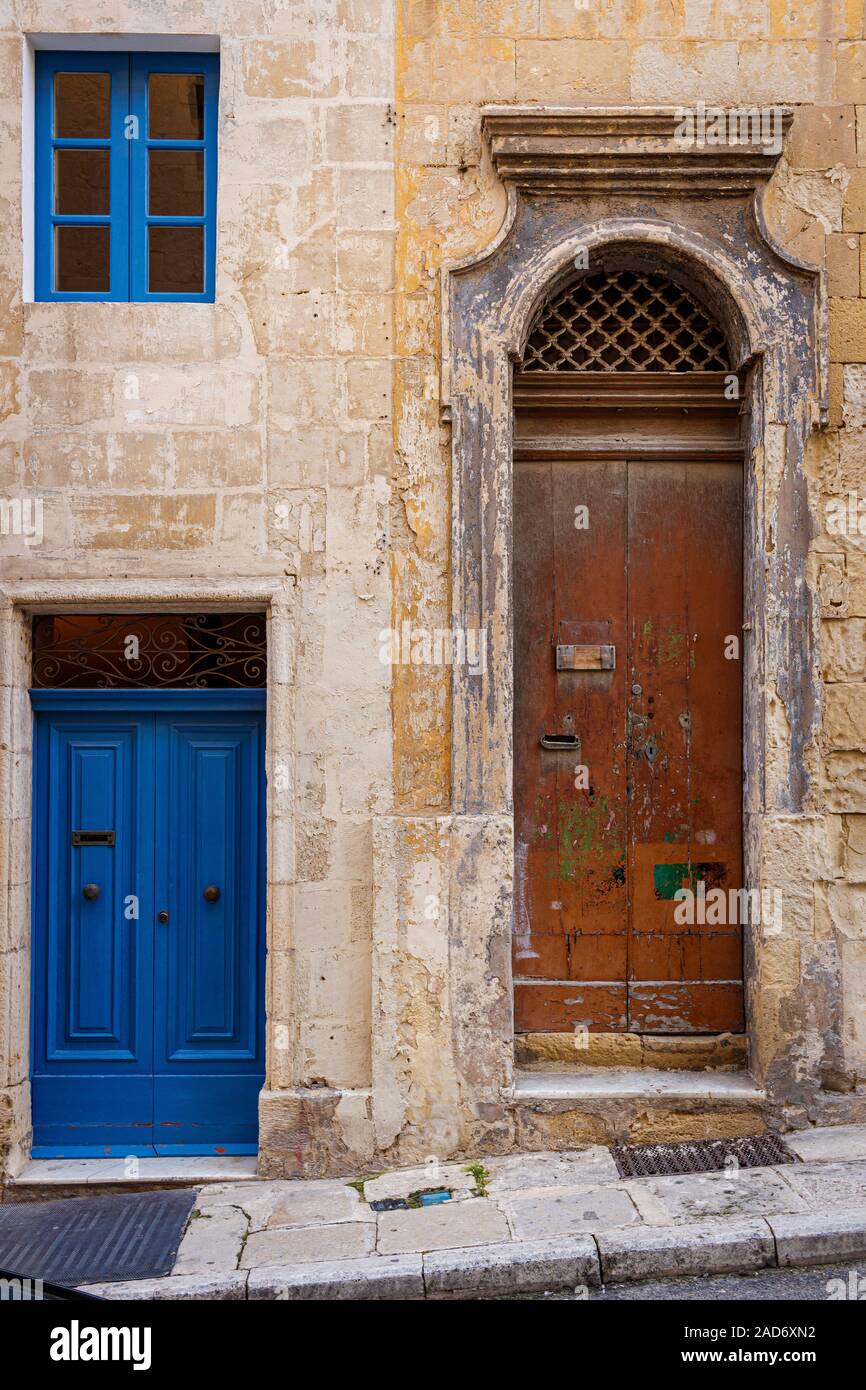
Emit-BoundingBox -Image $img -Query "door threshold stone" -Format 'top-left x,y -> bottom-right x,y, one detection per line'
2,1155 -> 259,1202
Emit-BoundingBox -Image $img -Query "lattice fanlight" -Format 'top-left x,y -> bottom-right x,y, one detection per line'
521,269 -> 730,373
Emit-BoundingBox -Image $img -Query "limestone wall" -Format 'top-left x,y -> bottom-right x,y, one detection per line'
1,0 -> 865,1178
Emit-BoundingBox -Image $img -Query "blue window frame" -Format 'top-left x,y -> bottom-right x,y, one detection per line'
35,51 -> 219,302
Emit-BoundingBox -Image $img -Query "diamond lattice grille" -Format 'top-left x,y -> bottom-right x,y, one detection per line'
522,269 -> 730,372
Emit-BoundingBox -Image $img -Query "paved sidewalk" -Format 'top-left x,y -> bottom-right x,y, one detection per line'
80,1124 -> 866,1300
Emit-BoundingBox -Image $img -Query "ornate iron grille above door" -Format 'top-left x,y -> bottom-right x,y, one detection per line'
521,269 -> 730,372
32,614 -> 266,688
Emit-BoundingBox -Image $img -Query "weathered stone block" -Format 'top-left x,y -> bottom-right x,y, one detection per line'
597,1218 -> 774,1282
770,1207 -> 866,1267
787,106 -> 857,170
345,358 -> 390,419
830,297 -> 866,361
248,1253 -> 423,1300
28,370 -> 113,427
822,618 -> 866,680
844,168 -> 866,230
517,39 -> 628,100
242,40 -> 340,99
424,1235 -> 601,1296
826,233 -> 861,297
837,41 -> 866,102
325,104 -> 393,163
72,495 -> 217,551
826,682 -> 866,749
632,40 -> 739,101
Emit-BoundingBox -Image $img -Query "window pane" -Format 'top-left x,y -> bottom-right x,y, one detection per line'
148,74 -> 204,139
148,149 -> 203,216
55,225 -> 110,293
148,225 -> 203,294
54,148 -> 110,215
54,72 -> 110,138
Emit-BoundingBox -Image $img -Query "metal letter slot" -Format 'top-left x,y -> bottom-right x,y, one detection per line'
540,733 -> 582,751
72,830 -> 115,847
556,644 -> 615,672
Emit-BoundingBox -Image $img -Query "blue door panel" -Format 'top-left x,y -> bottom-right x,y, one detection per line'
32,692 -> 265,1158
31,1076 -> 155,1157
44,727 -> 151,1063
153,715 -> 265,1150
154,1076 -> 263,1154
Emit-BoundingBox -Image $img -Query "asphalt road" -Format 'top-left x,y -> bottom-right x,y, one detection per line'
531,1262 -> 863,1300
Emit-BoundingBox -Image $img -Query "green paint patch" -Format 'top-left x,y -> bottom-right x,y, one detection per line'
557,796 -> 623,882
656,629 -> 686,666
653,861 -> 727,899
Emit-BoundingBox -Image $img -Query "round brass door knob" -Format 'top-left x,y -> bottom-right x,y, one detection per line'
82,883 -> 100,901
203,885 -> 220,903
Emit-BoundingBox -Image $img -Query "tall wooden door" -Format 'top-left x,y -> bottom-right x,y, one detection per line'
31,691 -> 266,1156
513,457 -> 743,1034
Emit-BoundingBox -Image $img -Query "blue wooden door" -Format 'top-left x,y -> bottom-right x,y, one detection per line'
31,692 -> 265,1157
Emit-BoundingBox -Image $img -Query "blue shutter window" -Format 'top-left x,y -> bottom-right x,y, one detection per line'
35,52 -> 219,303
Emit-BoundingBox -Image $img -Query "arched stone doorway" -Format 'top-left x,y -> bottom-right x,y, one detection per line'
433,108 -> 826,1146
511,253 -> 746,1043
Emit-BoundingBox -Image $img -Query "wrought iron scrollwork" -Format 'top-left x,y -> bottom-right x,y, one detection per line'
32,613 -> 266,688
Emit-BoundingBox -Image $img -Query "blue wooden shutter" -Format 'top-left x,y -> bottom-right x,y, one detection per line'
35,51 -> 131,301
129,53 -> 219,303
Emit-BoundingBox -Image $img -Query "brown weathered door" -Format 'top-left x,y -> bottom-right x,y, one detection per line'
513,454 -> 744,1034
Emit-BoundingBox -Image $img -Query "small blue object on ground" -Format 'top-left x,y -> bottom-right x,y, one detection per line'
418,1190 -> 451,1206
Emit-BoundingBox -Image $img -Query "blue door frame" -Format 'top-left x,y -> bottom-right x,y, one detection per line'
31,689 -> 266,1158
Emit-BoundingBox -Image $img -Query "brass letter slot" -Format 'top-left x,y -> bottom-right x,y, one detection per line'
72,830 -> 115,847
556,643 -> 615,671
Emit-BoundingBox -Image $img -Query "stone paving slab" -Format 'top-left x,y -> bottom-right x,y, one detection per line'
265,1185 -> 371,1230
174,1205 -> 248,1276
775,1159 -> 866,1209
376,1197 -> 510,1255
484,1147 -> 620,1194
783,1125 -> 866,1163
247,1254 -> 424,1300
241,1219 -> 376,1267
626,1167 -> 808,1225
506,1184 -> 640,1239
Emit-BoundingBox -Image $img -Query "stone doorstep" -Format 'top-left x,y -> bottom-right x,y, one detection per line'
3,1155 -> 260,1203
79,1208 -> 866,1299
512,1068 -> 766,1103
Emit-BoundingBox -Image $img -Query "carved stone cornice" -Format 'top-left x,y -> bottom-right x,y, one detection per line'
481,106 -> 793,197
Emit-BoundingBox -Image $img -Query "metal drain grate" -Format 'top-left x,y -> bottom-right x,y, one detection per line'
0,1188 -> 196,1287
612,1133 -> 794,1179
